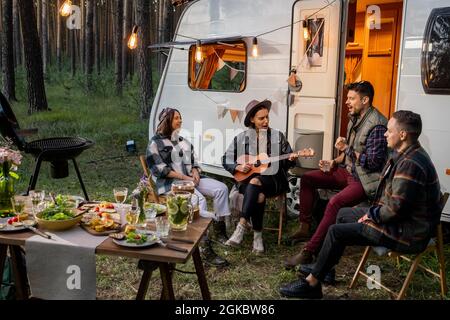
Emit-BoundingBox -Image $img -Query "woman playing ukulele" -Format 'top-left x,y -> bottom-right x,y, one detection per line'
222,99 -> 311,254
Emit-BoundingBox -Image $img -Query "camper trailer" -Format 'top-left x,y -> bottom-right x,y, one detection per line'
150,0 -> 450,218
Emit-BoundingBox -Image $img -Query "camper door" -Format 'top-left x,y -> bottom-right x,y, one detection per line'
289,0 -> 342,164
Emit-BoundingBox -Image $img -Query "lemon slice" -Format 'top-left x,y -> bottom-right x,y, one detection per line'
167,203 -> 179,215
180,200 -> 189,214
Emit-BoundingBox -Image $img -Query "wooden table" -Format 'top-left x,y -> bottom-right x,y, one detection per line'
0,217 -> 212,300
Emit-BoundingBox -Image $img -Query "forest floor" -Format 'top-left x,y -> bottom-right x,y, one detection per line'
8,70 -> 450,300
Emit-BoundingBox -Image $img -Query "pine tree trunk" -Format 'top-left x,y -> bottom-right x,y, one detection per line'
36,0 -> 41,36
2,0 -> 16,101
136,0 -> 153,119
41,0 -> 48,76
0,1 -> 3,73
85,0 -> 94,92
93,1 -> 100,75
71,29 -> 76,77
17,0 -> 48,113
122,0 -> 132,82
12,0 -> 22,67
56,0 -> 62,71
114,0 -> 123,96
80,0 -> 85,73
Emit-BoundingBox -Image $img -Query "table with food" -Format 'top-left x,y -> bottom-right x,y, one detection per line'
0,193 -> 212,300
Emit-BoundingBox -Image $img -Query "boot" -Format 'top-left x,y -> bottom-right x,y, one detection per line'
199,239 -> 230,268
284,247 -> 314,270
288,222 -> 311,245
213,220 -> 229,245
252,231 -> 264,254
225,223 -> 246,247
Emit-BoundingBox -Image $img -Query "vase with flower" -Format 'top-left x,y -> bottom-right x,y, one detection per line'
0,146 -> 22,217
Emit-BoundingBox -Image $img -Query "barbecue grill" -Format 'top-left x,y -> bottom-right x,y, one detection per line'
0,91 -> 94,200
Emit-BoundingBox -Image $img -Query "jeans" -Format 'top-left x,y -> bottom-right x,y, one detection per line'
299,168 -> 367,253
310,207 -> 413,282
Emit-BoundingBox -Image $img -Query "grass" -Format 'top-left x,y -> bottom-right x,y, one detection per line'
3,68 -> 450,300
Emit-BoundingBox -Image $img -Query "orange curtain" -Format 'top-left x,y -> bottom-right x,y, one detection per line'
195,48 -> 225,89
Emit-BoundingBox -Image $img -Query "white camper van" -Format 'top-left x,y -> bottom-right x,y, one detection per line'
150,0 -> 450,218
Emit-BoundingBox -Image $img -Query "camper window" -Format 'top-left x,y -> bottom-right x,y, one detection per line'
188,41 -> 246,92
422,7 -> 450,95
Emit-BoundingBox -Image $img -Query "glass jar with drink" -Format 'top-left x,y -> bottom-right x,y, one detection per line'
166,191 -> 192,231
171,181 -> 195,194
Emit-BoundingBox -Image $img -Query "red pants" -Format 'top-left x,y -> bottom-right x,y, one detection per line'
299,167 -> 367,253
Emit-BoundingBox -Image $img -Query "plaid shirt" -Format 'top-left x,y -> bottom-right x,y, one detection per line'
146,133 -> 200,195
345,125 -> 387,179
365,142 -> 441,251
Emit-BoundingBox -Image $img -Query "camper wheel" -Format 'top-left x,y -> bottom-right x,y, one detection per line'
286,177 -> 300,218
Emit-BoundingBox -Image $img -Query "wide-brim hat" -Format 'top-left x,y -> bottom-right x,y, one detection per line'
243,99 -> 272,127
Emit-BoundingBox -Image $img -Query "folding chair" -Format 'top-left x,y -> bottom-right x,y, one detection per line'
349,193 -> 449,299
139,155 -> 166,204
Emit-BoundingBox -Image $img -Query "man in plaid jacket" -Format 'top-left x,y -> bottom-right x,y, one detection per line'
280,110 -> 442,299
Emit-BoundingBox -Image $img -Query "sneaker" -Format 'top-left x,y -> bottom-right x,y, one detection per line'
225,223 -> 246,247
252,231 -> 264,254
298,264 -> 336,286
279,277 -> 323,299
284,247 -> 314,269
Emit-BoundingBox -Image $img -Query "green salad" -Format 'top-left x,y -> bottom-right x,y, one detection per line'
39,195 -> 76,221
126,232 -> 148,244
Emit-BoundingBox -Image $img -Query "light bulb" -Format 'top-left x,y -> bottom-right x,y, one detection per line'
128,26 -> 139,50
252,37 -> 258,58
60,0 -> 72,17
195,41 -> 203,63
303,20 -> 310,41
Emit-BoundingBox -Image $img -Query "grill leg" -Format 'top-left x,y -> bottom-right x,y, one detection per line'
72,159 -> 90,201
27,156 -> 44,195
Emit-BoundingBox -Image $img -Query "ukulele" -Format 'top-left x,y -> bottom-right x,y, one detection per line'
233,148 -> 315,182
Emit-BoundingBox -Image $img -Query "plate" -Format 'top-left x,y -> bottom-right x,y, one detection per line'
0,218 -> 37,232
112,235 -> 159,248
144,203 -> 167,216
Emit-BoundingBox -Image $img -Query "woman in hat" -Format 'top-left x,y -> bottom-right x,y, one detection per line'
222,100 -> 300,253
146,107 -> 231,267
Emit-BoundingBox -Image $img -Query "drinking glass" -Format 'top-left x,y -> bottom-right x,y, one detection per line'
113,187 -> 128,204
189,194 -> 199,223
141,207 -> 157,229
125,206 -> 139,226
11,198 -> 26,220
321,160 -> 332,172
30,191 -> 41,216
155,216 -> 170,238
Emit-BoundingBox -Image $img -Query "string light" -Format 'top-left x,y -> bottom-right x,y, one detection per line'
251,37 -> 258,58
128,26 -> 139,50
59,0 -> 72,17
195,40 -> 203,63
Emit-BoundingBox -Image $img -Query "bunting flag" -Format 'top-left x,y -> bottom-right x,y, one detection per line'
217,59 -> 226,71
217,106 -> 226,119
216,105 -> 244,123
229,68 -> 239,81
229,110 -> 241,122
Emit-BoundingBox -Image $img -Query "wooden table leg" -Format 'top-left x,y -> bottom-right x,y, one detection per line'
10,245 -> 29,300
136,261 -> 158,300
159,262 -> 175,300
192,246 -> 211,300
